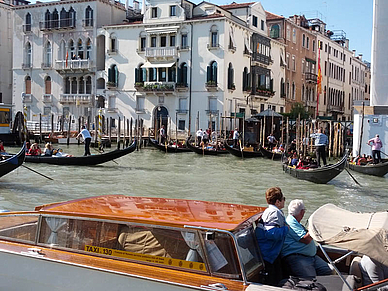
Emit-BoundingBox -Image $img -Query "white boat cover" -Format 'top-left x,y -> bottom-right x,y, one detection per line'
308,204 -> 388,265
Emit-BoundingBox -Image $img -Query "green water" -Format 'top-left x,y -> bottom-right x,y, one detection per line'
1,144 -> 387,220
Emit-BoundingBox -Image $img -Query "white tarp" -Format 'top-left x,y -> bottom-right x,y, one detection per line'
308,204 -> 388,265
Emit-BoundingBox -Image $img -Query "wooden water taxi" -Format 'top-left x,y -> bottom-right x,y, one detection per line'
0,195 -> 288,290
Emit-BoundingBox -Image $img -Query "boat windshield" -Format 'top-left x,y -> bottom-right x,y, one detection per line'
0,214 -> 38,243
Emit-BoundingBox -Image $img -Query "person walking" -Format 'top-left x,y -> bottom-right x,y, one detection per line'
77,125 -> 92,156
310,128 -> 328,167
367,134 -> 383,164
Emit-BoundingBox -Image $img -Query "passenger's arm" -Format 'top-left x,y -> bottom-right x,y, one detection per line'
265,225 -> 289,241
299,232 -> 313,244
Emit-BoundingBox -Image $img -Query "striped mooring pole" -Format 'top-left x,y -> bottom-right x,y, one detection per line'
98,109 -> 102,148
23,105 -> 28,141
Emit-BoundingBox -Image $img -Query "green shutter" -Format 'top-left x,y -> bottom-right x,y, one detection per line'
207,65 -> 211,82
177,67 -> 182,83
108,68 -> 112,82
135,68 -> 139,83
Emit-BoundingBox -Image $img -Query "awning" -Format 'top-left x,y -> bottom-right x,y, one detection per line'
145,26 -> 179,35
305,57 -> 316,64
141,62 -> 175,69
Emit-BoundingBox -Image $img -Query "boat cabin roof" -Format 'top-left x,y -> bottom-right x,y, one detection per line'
34,195 -> 265,231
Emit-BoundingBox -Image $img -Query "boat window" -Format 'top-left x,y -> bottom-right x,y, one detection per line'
0,214 -> 38,243
234,226 -> 264,281
200,231 -> 241,279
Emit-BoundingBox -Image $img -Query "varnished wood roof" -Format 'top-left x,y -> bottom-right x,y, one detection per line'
35,195 -> 264,231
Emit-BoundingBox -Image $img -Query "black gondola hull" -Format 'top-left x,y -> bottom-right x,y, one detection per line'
260,147 -> 283,160
186,138 -> 229,156
24,140 -> 136,166
0,144 -> 26,178
348,160 -> 388,177
148,138 -> 192,153
282,155 -> 347,184
224,142 -> 263,158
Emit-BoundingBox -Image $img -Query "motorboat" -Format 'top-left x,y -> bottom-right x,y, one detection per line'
0,195 -> 291,290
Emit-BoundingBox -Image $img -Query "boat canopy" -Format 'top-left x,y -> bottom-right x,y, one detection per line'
308,204 -> 388,265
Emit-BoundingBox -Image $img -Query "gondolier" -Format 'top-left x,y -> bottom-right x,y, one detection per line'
77,125 -> 92,156
310,129 -> 328,167
367,134 -> 383,164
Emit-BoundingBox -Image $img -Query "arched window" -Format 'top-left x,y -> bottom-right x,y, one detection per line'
60,8 -> 67,28
108,65 -> 118,86
242,67 -> 249,91
71,77 -> 77,94
69,7 -> 76,28
25,76 -> 31,94
25,13 -> 31,32
86,38 -> 92,59
280,78 -> 285,97
77,39 -> 83,59
86,76 -> 92,94
44,10 -> 51,29
270,24 -> 280,39
44,41 -> 52,67
45,76 -> 51,94
292,82 -> 295,100
177,63 -> 188,86
227,63 -> 234,89
25,42 -> 32,67
52,9 -> 59,28
65,77 -> 70,94
110,33 -> 117,53
207,61 -> 217,85
135,64 -> 147,84
168,65 -> 176,82
68,39 -> 75,59
59,40 -> 66,60
210,25 -> 218,48
85,6 -> 93,26
79,77 -> 85,94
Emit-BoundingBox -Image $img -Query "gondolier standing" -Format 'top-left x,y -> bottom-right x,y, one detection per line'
310,128 -> 328,167
77,125 -> 92,156
367,134 -> 383,164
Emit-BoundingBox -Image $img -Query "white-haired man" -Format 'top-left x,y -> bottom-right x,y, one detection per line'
281,199 -> 332,279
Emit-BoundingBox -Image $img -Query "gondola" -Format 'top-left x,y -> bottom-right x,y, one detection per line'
0,143 -> 26,178
24,140 -> 136,166
348,160 -> 388,177
185,137 -> 229,156
259,147 -> 283,160
282,154 -> 347,184
224,142 -> 263,158
148,138 -> 192,153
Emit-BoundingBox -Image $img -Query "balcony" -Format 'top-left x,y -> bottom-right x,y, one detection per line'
175,83 -> 189,92
205,110 -> 219,115
205,81 -> 218,92
41,63 -> 52,70
176,109 -> 188,114
22,94 -> 32,103
55,60 -> 93,73
207,43 -> 220,50
107,48 -> 118,55
43,94 -> 53,103
82,18 -> 93,28
305,72 -> 318,83
140,82 -> 175,94
251,87 -> 275,99
23,24 -> 32,33
328,104 -> 344,113
145,47 -> 178,59
39,19 -> 75,31
59,94 -> 92,104
22,63 -> 32,69
135,108 -> 146,114
252,53 -> 271,66
106,81 -> 118,89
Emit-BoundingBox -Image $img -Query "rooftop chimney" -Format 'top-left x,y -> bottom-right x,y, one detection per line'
352,49 -> 356,56
358,54 -> 363,61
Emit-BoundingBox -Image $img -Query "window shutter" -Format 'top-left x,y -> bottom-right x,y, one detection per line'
182,66 -> 187,85
270,78 -> 273,91
177,67 -> 182,83
243,71 -> 247,91
108,68 -> 112,82
214,65 -> 217,84
207,65 -> 211,82
114,67 -> 118,86
135,68 -> 139,83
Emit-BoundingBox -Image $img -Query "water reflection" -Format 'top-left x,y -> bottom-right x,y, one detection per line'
1,145 -> 387,219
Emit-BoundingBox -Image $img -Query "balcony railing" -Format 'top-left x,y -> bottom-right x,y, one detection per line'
22,63 -> 32,69
55,60 -> 93,71
205,81 -> 218,91
39,18 -> 76,31
22,94 -> 32,103
82,18 -> 93,28
252,53 -> 271,66
305,72 -> 318,83
107,48 -> 118,55
205,110 -> 219,115
41,63 -> 52,69
23,24 -> 32,33
251,88 -> 275,98
328,104 -> 344,113
107,81 -> 118,88
145,47 -> 178,58
43,94 -> 53,103
59,94 -> 91,104
176,109 -> 188,114
142,82 -> 175,92
207,43 -> 220,50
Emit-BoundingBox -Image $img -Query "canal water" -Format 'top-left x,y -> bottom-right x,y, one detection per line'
0,144 -> 387,221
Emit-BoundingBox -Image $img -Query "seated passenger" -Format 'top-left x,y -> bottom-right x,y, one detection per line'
360,255 -> 388,289
289,153 -> 298,167
279,144 -> 285,151
44,143 -> 55,156
28,143 -> 42,156
305,156 -> 318,168
366,155 -> 374,164
296,155 -> 309,169
358,154 -> 368,165
0,140 -> 6,154
256,187 -> 288,286
281,199 -> 332,279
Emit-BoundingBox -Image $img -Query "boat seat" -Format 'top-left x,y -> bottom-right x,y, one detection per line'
341,257 -> 363,291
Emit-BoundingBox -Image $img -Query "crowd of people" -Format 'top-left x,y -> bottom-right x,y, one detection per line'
195,128 -> 224,151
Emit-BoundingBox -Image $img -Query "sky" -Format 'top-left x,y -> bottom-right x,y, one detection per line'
203,0 -> 373,62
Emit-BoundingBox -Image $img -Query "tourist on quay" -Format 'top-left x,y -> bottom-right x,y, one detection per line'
159,125 -> 166,144
256,187 -> 289,286
196,129 -> 203,146
310,128 -> 328,167
281,199 -> 332,279
233,128 -> 239,148
77,125 -> 92,156
267,133 -> 277,151
367,134 -> 383,164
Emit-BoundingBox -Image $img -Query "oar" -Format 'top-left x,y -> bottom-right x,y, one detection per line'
344,168 -> 361,186
381,151 -> 388,158
22,165 -> 53,181
91,145 -> 118,165
239,140 -> 244,159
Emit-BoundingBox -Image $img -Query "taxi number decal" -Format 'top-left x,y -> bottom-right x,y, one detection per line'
85,245 -> 206,272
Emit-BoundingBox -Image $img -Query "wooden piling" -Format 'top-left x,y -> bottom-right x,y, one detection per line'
39,113 -> 42,144
117,116 -> 121,149
67,115 -> 72,145
78,117 -> 81,145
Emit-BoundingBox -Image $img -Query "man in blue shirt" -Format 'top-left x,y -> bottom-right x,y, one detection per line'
281,199 -> 332,279
310,128 -> 328,167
